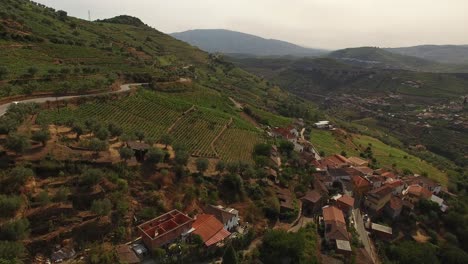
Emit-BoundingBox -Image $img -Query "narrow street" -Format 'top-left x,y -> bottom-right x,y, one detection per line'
352,209 -> 379,264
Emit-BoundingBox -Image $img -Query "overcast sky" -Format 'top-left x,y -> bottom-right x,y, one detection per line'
35,0 -> 468,50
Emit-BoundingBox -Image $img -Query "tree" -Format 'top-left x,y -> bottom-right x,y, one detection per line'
196,158 -> 209,175
72,123 -> 84,140
89,138 -> 108,155
387,241 -> 439,264
175,150 -> 190,166
254,143 -> 271,157
0,219 -> 30,241
119,147 -> 134,162
0,195 -> 22,218
54,187 -> 70,202
31,128 -> 50,146
81,168 -> 104,186
56,10 -> 68,21
259,225 -> 318,264
278,140 -> 294,156
216,161 -> 226,172
95,127 -> 109,141
160,134 -> 173,149
107,123 -> 123,138
11,167 -> 34,186
135,130 -> 145,142
147,147 -> 164,164
5,133 -> 30,155
222,244 -> 238,264
36,191 -> 50,206
91,198 -> 112,217
440,245 -> 468,264
0,241 -> 26,262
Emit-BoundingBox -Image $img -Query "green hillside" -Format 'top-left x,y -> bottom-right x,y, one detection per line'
0,0 -> 319,163
231,56 -> 468,100
328,47 -> 468,72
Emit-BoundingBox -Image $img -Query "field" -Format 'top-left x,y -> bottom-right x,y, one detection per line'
36,89 -> 265,162
215,128 -> 265,163
170,108 -> 228,158
310,128 -> 448,185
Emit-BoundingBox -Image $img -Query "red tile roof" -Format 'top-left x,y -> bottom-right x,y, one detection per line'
323,206 -> 346,225
354,166 -> 374,175
338,194 -> 355,208
352,175 -> 371,189
406,184 -> 432,199
321,155 -> 349,168
347,156 -> 368,166
388,196 -> 403,210
385,179 -> 403,189
193,214 -> 231,247
368,185 -> 393,198
301,190 -> 322,203
382,172 -> 397,179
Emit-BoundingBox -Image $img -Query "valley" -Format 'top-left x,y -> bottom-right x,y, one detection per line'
0,1 -> 467,264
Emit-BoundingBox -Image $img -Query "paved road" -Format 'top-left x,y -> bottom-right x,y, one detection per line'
352,209 -> 378,264
0,83 -> 146,117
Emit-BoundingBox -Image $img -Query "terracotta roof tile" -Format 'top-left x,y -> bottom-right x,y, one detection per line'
193,214 -> 230,246
338,194 -> 355,207
323,206 -> 346,225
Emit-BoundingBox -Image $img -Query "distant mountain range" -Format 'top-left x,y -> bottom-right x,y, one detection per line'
172,29 -> 468,72
327,47 -> 441,71
171,29 -> 327,57
386,45 -> 468,65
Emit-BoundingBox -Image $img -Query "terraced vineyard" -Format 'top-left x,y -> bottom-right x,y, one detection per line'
170,109 -> 229,158
36,90 -> 189,138
215,128 -> 265,163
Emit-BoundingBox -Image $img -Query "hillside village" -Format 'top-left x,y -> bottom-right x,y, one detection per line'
0,101 -> 455,264
0,1 -> 467,264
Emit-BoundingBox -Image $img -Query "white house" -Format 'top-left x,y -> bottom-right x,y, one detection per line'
205,205 -> 240,231
314,121 -> 330,129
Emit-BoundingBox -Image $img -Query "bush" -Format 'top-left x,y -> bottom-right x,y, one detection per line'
0,219 -> 30,241
0,241 -> 26,262
91,198 -> 112,217
0,195 -> 22,218
5,133 -> 30,155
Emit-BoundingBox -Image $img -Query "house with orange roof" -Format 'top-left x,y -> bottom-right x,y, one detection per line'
322,206 -> 351,253
301,190 -> 324,215
385,179 -> 405,195
381,171 -> 398,180
336,194 -> 355,216
384,196 -> 403,219
192,214 -> 231,247
347,156 -> 369,167
403,184 -> 433,204
320,154 -> 349,169
364,185 -> 393,213
352,175 -> 372,197
354,166 -> 374,176
403,176 -> 442,194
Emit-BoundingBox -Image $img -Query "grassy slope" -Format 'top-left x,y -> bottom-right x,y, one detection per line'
231,56 -> 468,100
1,1 -> 306,162
310,128 -> 448,185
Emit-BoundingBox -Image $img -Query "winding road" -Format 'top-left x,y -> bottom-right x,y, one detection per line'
0,83 -> 146,117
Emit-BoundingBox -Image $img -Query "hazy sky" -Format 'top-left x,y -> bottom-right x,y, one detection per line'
35,0 -> 468,49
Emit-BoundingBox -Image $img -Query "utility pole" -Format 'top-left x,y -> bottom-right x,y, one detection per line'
88,10 -> 91,21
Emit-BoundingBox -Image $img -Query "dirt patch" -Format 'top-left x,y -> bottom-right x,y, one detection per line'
240,112 -> 261,128
412,228 -> 430,243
